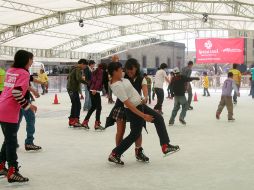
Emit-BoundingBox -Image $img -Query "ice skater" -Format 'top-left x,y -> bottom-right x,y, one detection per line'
202,72 -> 210,97
37,69 -> 48,95
0,50 -> 37,183
67,59 -> 88,128
229,64 -> 242,104
153,63 -> 170,114
105,58 -> 150,162
182,61 -> 194,110
81,63 -> 105,131
216,72 -> 240,121
17,74 -> 44,151
107,62 -> 179,165
0,66 -> 5,95
168,67 -> 200,126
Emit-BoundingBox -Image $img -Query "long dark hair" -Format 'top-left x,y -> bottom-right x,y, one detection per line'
125,58 -> 141,77
13,50 -> 33,68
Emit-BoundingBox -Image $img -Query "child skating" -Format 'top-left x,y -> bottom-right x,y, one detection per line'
168,67 -> 200,126
216,72 -> 240,121
202,72 -> 210,96
107,62 -> 179,165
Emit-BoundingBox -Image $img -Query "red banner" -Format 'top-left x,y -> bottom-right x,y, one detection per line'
195,38 -> 244,64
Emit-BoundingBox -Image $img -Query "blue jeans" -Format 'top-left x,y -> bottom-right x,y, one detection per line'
170,96 -> 188,121
18,108 -> 35,145
83,85 -> 91,111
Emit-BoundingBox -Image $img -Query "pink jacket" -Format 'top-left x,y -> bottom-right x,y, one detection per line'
0,68 -> 30,123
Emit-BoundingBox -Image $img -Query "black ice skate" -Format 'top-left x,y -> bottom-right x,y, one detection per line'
135,147 -> 149,162
0,161 -> 7,177
228,118 -> 235,122
94,121 -> 105,131
7,166 -> 29,183
179,118 -> 186,125
162,144 -> 180,156
168,120 -> 174,126
108,152 -> 124,165
25,144 -> 42,151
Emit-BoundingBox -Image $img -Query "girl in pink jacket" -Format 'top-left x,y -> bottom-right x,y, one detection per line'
0,50 -> 37,183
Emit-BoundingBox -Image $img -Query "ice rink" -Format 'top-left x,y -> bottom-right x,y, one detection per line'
1,89 -> 253,190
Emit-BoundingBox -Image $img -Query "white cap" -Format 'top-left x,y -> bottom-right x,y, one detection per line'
173,67 -> 180,74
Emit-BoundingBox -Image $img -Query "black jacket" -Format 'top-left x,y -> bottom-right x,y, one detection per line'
171,75 -> 199,96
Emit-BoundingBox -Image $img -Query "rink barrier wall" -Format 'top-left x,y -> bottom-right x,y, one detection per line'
32,75 -> 252,93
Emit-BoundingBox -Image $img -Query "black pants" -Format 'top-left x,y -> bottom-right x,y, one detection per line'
203,88 -> 210,96
85,92 -> 102,121
113,104 -> 170,155
154,88 -> 164,111
0,122 -> 18,168
68,90 -> 81,119
41,84 -> 46,94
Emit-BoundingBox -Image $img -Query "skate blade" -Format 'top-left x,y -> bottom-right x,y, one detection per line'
94,129 -> 105,132
25,149 -> 43,153
163,148 -> 180,157
0,175 -> 7,179
108,161 -> 124,166
136,159 -> 150,163
4,181 -> 29,187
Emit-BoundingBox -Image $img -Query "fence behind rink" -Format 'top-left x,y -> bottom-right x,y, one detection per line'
32,74 -> 252,93
192,75 -> 251,92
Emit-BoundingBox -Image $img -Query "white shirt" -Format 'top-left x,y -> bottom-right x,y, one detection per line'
154,69 -> 167,88
110,78 -> 142,107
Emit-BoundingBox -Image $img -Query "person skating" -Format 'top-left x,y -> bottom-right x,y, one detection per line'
250,67 -> 254,99
216,72 -> 240,121
67,59 -> 88,128
17,74 -> 44,151
143,73 -> 152,104
107,62 -> 179,165
168,67 -> 200,126
202,72 -> 210,97
37,69 -> 48,95
105,58 -> 150,162
81,63 -> 105,131
153,63 -> 170,114
0,66 -> 5,95
83,60 -> 95,111
0,50 -> 37,183
182,61 -> 194,110
167,71 -> 174,99
229,64 -> 242,104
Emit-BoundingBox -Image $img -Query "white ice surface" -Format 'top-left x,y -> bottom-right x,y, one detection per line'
0,89 -> 254,190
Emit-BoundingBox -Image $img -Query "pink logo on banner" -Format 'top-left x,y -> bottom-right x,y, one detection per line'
195,38 -> 244,64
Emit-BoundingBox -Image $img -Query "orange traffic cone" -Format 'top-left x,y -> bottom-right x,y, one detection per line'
193,92 -> 198,102
53,94 -> 60,104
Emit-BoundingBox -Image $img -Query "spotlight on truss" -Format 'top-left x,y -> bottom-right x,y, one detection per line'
79,19 -> 84,27
202,13 -> 208,23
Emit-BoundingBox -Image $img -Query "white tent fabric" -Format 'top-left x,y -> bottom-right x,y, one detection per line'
0,0 -> 254,55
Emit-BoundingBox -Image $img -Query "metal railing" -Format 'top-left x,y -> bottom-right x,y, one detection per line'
32,74 -> 252,93
192,75 -> 251,92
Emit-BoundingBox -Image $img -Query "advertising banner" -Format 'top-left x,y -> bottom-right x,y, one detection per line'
195,38 -> 244,64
